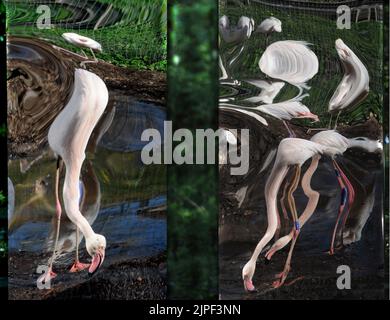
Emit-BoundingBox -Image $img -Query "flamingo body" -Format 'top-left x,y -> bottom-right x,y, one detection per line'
329,39 -> 369,114
48,68 -> 108,275
256,17 -> 282,35
62,33 -> 102,52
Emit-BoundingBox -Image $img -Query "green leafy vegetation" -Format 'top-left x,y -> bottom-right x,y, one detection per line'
6,0 -> 167,71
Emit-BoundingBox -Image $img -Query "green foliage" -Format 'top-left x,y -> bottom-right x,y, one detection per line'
6,0 -> 167,71
220,4 -> 384,127
168,0 -> 218,299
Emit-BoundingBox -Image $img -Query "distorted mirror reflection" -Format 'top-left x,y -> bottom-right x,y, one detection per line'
218,0 -> 385,300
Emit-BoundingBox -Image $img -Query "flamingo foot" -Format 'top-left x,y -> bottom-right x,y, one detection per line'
243,278 -> 256,292
70,261 -> 90,273
38,268 -> 57,285
328,244 -> 343,256
272,267 -> 290,288
272,275 -> 287,288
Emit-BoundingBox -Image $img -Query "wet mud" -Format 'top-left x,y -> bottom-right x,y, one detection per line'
9,251 -> 166,300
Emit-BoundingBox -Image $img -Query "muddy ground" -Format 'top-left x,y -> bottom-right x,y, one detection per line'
220,242 -> 385,300
9,250 -> 166,300
61,47 -> 166,106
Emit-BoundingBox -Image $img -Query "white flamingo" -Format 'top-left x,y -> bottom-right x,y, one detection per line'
256,17 -> 282,46
62,33 -> 102,68
38,68 -> 108,284
242,137 -> 338,291
219,16 -> 255,82
328,39 -> 370,128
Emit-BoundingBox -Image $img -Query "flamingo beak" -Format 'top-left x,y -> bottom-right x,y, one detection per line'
88,248 -> 105,276
243,277 -> 256,292
311,114 -> 320,123
297,111 -> 319,122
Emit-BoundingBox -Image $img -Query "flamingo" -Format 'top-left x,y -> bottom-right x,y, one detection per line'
62,33 -> 102,68
219,16 -> 255,82
244,80 -> 285,104
236,100 -> 319,137
242,137 -> 338,292
38,68 -> 108,285
219,15 -> 255,44
256,17 -> 282,46
257,101 -> 319,137
328,39 -> 370,128
265,132 -> 382,266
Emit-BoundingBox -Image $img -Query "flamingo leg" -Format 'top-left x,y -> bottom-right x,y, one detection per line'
273,165 -> 301,287
69,227 -> 90,272
90,48 -> 97,61
242,165 -> 289,292
328,114 -> 333,130
80,49 -> 98,68
333,111 -> 341,130
80,49 -> 89,59
333,160 -> 355,247
38,157 -> 63,285
283,120 -> 295,138
329,159 -> 348,255
266,156 -> 320,261
279,177 -> 290,221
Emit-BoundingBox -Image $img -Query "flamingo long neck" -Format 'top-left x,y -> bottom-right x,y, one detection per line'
249,162 -> 289,263
347,138 -> 380,152
62,156 -> 95,240
266,155 -> 320,257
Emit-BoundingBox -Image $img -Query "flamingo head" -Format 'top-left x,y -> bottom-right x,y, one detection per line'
86,234 -> 106,275
335,39 -> 351,61
296,111 -> 319,122
242,260 -> 256,292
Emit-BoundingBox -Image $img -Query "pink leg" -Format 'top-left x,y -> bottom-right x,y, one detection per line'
333,161 -> 355,242
329,159 -> 348,255
38,158 -> 63,284
70,227 -> 90,272
273,230 -> 300,288
273,165 -> 301,287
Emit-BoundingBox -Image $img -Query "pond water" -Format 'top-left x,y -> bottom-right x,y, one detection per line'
9,94 -> 167,290
219,1 -> 385,300
7,37 -> 167,292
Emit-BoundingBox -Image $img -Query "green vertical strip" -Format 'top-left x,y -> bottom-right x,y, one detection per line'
168,1 -> 218,299
383,0 -> 389,300
0,0 -> 7,294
